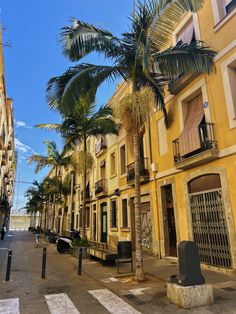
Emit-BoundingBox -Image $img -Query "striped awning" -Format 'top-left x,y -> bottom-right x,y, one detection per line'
179,94 -> 204,156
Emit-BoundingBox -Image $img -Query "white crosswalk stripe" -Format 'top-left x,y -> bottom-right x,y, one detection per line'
0,298 -> 20,314
88,288 -> 141,314
0,288 -> 142,314
45,293 -> 80,314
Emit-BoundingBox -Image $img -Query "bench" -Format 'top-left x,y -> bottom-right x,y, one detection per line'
87,240 -> 117,262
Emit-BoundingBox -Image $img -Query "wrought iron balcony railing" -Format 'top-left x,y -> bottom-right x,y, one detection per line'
127,158 -> 149,182
173,122 -> 217,163
95,179 -> 107,195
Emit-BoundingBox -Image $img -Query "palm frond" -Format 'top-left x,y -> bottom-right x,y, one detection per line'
154,41 -> 216,77
61,18 -> 123,62
47,63 -> 127,111
35,123 -> 61,130
149,0 -> 205,51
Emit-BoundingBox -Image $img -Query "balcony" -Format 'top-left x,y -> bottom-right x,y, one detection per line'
168,72 -> 200,95
173,122 -> 219,170
95,179 -> 107,198
127,158 -> 149,185
95,138 -> 107,156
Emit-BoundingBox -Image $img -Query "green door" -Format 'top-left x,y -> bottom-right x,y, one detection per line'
101,204 -> 107,243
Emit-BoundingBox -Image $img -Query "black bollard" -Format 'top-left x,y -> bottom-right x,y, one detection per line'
41,248 -> 47,279
5,250 -> 12,281
78,248 -> 83,275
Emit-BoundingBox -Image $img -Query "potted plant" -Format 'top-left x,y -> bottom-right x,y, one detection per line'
72,237 -> 89,259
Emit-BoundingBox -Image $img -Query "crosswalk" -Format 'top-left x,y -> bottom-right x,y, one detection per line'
0,288 -> 141,314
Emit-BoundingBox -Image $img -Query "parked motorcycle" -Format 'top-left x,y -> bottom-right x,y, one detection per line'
56,230 -> 81,253
45,229 -> 59,244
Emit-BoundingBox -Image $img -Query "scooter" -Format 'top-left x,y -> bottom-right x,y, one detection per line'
56,230 -> 81,253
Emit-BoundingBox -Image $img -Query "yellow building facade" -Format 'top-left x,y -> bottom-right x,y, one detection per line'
48,1 -> 236,273
0,27 -> 15,226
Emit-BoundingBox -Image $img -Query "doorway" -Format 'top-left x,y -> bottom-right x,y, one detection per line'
162,185 -> 177,257
188,174 -> 231,268
101,203 -> 107,243
130,198 -> 136,251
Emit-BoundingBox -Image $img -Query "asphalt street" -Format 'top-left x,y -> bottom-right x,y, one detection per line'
0,231 -> 236,314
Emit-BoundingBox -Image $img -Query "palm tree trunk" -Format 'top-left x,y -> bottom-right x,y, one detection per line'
51,193 -> 56,231
82,137 -> 87,239
48,194 -> 51,229
132,75 -> 145,282
39,211 -> 43,228
44,201 -> 47,230
134,130 -> 145,282
70,172 -> 74,230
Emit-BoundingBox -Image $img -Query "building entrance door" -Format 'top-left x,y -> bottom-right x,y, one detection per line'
93,212 -> 96,241
188,174 -> 232,268
101,203 -> 107,243
162,185 -> 177,257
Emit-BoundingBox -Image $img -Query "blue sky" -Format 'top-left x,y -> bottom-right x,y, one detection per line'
0,0 -> 133,211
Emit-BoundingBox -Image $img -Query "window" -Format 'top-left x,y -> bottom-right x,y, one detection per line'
157,117 -> 168,156
212,0 -> 236,24
176,19 -> 195,44
76,214 -> 79,229
120,145 -> 126,175
224,0 -> 236,14
122,199 -> 128,228
86,207 -> 90,228
221,54 -> 236,129
179,94 -> 204,156
110,200 -> 117,228
110,152 -> 116,176
79,209 -> 82,228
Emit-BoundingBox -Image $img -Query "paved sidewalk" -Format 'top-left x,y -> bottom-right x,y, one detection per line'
81,250 -> 236,313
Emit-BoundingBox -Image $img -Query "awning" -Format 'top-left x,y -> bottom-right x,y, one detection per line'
177,19 -> 194,44
179,94 -> 204,156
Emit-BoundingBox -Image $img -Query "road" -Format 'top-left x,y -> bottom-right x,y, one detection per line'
0,231 -> 140,314
0,231 -> 236,314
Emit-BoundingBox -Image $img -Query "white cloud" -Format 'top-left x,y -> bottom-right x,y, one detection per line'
14,119 -> 31,129
14,138 -> 37,155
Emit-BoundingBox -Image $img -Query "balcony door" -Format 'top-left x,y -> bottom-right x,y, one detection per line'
101,203 -> 107,243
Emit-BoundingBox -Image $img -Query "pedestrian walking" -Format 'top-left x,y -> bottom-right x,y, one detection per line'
35,226 -> 41,248
1,224 -> 7,240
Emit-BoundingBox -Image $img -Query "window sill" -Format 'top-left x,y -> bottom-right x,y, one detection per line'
110,173 -> 117,179
120,173 -> 127,179
214,8 -> 236,32
110,227 -> 118,232
120,227 -> 130,232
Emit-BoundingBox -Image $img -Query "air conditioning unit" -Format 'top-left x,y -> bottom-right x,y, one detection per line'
151,162 -> 158,172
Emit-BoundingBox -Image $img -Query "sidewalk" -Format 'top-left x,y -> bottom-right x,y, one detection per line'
80,250 -> 236,313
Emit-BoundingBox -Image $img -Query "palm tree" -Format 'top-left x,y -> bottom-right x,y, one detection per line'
27,141 -> 71,230
36,102 -> 117,238
46,0 -> 215,281
25,181 -> 48,228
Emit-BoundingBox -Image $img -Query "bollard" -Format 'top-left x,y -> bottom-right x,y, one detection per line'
41,248 -> 47,279
5,250 -> 12,281
78,248 -> 83,275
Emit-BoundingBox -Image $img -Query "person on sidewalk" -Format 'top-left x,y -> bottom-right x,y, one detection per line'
35,226 -> 41,248
1,224 -> 7,240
